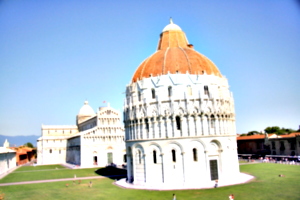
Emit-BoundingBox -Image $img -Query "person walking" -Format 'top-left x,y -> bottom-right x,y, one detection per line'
172,193 -> 176,200
214,180 -> 218,188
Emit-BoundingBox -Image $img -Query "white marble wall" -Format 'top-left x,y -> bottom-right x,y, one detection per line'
0,152 -> 16,176
124,73 -> 239,188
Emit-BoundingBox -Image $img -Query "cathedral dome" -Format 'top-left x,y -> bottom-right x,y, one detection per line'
132,19 -> 222,83
78,101 -> 95,116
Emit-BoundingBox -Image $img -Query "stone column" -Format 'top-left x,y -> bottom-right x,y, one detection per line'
161,117 -> 166,138
149,118 -> 154,139
202,116 -> 208,136
160,153 -> 165,183
219,118 -> 223,135
181,116 -> 188,137
171,117 -> 176,137
131,122 -> 135,140
199,115 -> 204,136
157,117 -> 162,138
166,116 -> 172,138
186,115 -> 191,136
141,118 -> 146,139
181,152 -> 186,183
204,150 -> 210,181
153,117 -> 158,139
136,120 -> 139,139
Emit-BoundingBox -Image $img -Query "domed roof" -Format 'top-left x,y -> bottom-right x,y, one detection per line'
132,19 -> 222,83
78,101 -> 95,116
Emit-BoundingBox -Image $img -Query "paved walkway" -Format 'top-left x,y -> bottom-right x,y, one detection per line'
0,176 -> 104,187
115,173 -> 255,190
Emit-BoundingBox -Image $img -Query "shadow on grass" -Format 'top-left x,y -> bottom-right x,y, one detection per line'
95,166 -> 127,180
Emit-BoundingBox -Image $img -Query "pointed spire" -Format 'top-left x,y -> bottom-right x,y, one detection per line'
162,18 -> 182,32
4,139 -> 9,148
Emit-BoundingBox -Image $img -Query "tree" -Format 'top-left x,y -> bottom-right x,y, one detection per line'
24,142 -> 34,148
247,130 -> 260,136
264,126 -> 296,135
264,126 -> 281,134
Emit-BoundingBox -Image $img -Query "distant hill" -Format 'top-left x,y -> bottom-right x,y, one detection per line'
0,135 -> 39,147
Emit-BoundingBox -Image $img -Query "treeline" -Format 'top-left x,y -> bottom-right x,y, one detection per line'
240,126 -> 300,136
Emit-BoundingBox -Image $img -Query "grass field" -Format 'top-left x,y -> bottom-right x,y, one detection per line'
0,163 -> 300,200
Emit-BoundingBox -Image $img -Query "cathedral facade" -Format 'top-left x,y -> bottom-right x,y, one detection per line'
123,20 -> 239,188
37,101 -> 126,168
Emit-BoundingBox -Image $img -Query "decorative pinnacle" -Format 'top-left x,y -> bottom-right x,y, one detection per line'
170,17 -> 173,24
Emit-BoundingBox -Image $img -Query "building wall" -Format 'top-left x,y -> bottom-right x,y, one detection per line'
270,138 -> 299,156
237,139 -> 270,155
0,152 -> 16,176
124,73 -> 239,187
38,105 -> 126,167
237,134 -> 300,157
77,106 -> 126,168
126,136 -> 239,187
66,136 -> 81,166
37,125 -> 78,165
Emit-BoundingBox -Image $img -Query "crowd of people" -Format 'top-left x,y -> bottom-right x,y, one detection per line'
240,156 -> 300,165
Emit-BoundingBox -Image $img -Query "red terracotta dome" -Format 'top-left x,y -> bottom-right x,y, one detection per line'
132,19 -> 222,83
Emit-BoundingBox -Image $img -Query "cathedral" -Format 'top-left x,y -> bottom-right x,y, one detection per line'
123,19 -> 240,189
37,101 -> 126,168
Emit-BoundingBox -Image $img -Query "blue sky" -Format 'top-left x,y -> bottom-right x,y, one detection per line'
0,0 -> 299,136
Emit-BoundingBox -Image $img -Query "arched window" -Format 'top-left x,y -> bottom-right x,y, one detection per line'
168,86 -> 172,97
193,148 -> 198,161
187,85 -> 192,96
211,115 -> 215,128
138,91 -> 141,101
172,149 -> 176,162
145,118 -> 149,132
59,150 -> 61,154
124,154 -> 127,163
204,85 -> 209,95
138,150 -> 142,164
176,116 -> 181,130
280,141 -> 285,151
151,89 -> 155,99
272,142 -> 275,149
49,149 -> 52,154
153,150 -> 157,164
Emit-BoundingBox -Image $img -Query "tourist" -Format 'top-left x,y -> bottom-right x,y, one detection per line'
214,180 -> 218,188
229,194 -> 234,200
172,193 -> 176,200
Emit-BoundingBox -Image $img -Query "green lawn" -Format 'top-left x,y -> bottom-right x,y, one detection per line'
0,163 -> 300,200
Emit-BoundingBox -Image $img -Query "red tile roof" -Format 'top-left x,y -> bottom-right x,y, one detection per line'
131,24 -> 222,82
237,134 -> 267,140
237,132 -> 300,140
